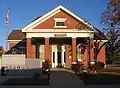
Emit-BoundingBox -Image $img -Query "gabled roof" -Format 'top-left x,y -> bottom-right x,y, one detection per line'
21,5 -> 96,32
94,28 -> 107,40
5,48 -> 24,54
8,30 -> 25,40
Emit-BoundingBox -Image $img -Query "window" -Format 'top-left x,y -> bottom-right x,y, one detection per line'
54,18 -> 67,28
64,52 -> 66,63
53,52 -> 55,63
56,22 -> 65,26
39,45 -> 45,59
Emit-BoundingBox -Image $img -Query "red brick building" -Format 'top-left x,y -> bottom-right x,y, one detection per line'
7,5 -> 107,68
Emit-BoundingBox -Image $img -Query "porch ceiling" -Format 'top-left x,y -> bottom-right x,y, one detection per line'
50,37 -> 72,45
31,37 -> 89,45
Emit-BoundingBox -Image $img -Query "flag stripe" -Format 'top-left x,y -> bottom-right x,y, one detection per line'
5,8 -> 9,28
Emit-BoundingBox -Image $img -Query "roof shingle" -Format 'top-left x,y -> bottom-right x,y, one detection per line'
94,28 -> 107,40
8,30 -> 25,40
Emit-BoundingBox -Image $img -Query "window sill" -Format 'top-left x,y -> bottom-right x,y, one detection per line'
54,26 -> 67,28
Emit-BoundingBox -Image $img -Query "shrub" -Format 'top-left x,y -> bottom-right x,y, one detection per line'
96,61 -> 105,70
42,60 -> 49,69
72,64 -> 78,73
112,61 -> 120,64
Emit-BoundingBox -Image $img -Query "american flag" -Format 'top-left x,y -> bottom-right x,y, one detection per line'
5,8 -> 9,28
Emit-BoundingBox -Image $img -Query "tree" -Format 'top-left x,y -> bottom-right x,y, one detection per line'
94,40 -> 106,61
0,46 -> 4,51
106,26 -> 120,62
101,0 -> 120,63
102,0 -> 120,25
0,45 -> 4,56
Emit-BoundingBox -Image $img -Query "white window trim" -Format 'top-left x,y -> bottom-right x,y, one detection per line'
54,18 -> 67,28
54,26 -> 67,28
54,18 -> 67,21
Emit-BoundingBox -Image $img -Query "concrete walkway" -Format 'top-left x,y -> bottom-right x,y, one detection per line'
49,68 -> 120,88
49,68 -> 84,88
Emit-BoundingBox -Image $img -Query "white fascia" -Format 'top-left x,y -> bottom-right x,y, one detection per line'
7,40 -> 22,43
25,29 -> 95,33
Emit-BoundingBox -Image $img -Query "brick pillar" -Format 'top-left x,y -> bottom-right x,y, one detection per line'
26,38 -> 32,58
89,37 -> 94,62
44,38 -> 50,61
72,38 -> 76,62
49,45 -> 52,68
66,45 -> 72,68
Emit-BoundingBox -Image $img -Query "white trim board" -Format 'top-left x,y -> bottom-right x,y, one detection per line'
7,40 -> 22,42
26,32 -> 92,38
24,29 -> 95,33
21,5 -> 96,32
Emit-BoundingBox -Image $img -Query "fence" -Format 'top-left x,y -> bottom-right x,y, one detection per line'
0,54 -> 42,76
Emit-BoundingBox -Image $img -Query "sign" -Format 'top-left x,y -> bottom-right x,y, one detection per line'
2,65 -> 27,70
54,34 -> 67,37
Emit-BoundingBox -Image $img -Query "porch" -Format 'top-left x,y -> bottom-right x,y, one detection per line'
26,37 -> 94,68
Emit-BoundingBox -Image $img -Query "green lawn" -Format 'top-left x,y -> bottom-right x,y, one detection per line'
79,67 -> 120,85
2,77 -> 49,85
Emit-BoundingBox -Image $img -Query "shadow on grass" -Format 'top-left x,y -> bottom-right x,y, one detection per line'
79,73 -> 120,85
0,68 -> 50,85
1,77 -> 49,85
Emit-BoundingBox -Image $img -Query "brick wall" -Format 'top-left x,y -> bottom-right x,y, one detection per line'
97,42 -> 106,64
33,10 -> 88,30
9,42 -> 17,49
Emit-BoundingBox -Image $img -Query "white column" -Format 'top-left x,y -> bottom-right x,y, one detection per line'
77,44 -> 82,61
52,45 -> 58,68
52,45 -> 54,68
61,46 -> 65,67
55,45 -> 58,67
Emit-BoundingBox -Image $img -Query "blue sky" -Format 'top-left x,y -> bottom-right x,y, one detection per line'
0,0 -> 108,49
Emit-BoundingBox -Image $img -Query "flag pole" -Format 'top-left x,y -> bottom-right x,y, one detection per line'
6,25 -> 8,51
5,8 -> 9,51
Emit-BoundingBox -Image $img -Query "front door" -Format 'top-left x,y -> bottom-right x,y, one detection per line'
57,51 -> 62,67
52,45 -> 66,68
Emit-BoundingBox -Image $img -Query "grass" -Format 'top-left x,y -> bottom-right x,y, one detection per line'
79,67 -> 120,85
1,77 -> 49,85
